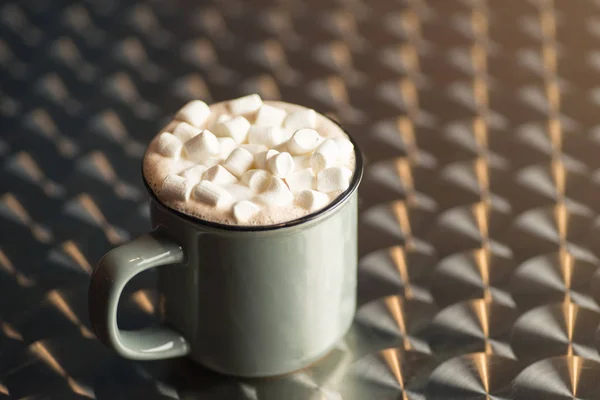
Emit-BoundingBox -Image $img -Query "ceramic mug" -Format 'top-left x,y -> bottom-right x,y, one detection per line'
88,129 -> 363,378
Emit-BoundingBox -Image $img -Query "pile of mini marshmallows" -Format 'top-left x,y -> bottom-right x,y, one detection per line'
155,94 -> 354,224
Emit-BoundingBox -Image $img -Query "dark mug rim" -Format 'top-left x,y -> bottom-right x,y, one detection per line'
141,115 -> 364,232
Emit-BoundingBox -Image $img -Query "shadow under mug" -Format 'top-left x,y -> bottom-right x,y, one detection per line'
88,131 -> 364,378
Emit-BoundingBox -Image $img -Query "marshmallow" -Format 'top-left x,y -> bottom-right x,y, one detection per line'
172,122 -> 201,143
293,154 -> 311,170
317,166 -> 353,193
172,159 -> 196,174
183,129 -> 220,161
334,137 -> 354,162
194,180 -> 232,208
201,158 -> 222,168
284,108 -> 317,131
266,151 -> 295,178
255,149 -> 279,170
285,168 -> 315,193
254,104 -> 287,127
296,190 -> 329,211
233,200 -> 261,224
229,94 -> 263,116
211,114 -> 232,131
161,175 -> 194,201
203,165 -> 238,184
248,125 -> 286,148
310,139 -> 339,173
223,183 -> 254,201
218,137 -> 237,159
287,128 -> 322,155
179,164 -> 208,183
258,176 -> 293,207
175,100 -> 211,127
216,114 -> 232,124
241,169 -> 272,192
240,143 -> 268,155
223,148 -> 254,178
214,116 -> 251,144
156,132 -> 183,158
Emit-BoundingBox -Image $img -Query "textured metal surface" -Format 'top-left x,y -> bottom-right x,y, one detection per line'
2,0 -> 600,398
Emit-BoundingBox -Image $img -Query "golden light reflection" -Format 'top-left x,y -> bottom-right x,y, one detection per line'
0,248 -> 34,287
62,241 -> 92,274
2,321 -> 23,341
554,202 -> 568,242
472,353 -> 490,393
472,300 -> 492,354
382,348 -> 405,389
395,159 -> 414,192
473,201 -> 489,240
568,355 -> 582,396
390,246 -> 412,299
551,156 -> 565,196
132,290 -> 155,314
396,117 -> 416,154
559,249 -> 573,301
47,290 -> 94,338
77,194 -> 121,244
384,296 -> 412,350
562,301 -> 577,357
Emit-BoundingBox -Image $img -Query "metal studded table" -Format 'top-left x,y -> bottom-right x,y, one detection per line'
2,0 -> 600,398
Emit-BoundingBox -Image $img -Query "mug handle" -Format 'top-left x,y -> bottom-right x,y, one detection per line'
88,230 -> 191,360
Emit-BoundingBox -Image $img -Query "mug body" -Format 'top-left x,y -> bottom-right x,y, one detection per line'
151,191 -> 358,377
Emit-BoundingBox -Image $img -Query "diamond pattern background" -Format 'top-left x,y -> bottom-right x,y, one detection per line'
3,0 -> 600,398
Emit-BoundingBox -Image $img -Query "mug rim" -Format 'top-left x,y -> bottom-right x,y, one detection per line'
141,116 -> 364,232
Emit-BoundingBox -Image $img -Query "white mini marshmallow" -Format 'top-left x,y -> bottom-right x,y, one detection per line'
203,165 -> 238,184
223,183 -> 254,201
183,129 -> 220,161
218,137 -> 237,159
240,144 -> 268,155
310,139 -> 339,173
241,169 -> 272,192
172,122 -> 201,142
175,100 -> 211,127
334,137 -> 354,162
213,116 -> 251,144
201,158 -> 222,168
233,200 -> 261,224
216,114 -> 232,124
266,151 -> 295,178
287,128 -> 322,155
248,125 -> 286,148
179,164 -> 208,184
292,154 -> 311,170
284,108 -> 317,131
258,176 -> 293,207
254,104 -> 287,127
223,148 -> 254,178
285,168 -> 315,193
194,180 -> 232,208
160,175 -> 194,201
296,190 -> 329,211
228,94 -> 263,115
156,132 -> 183,158
317,166 -> 353,193
255,149 -> 279,170
211,114 -> 232,131
172,159 -> 196,174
